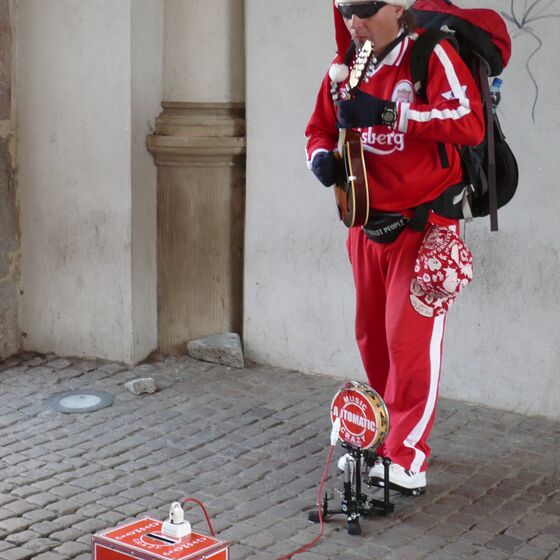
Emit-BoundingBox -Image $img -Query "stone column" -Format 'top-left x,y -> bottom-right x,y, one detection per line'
148,0 -> 246,355
0,0 -> 18,358
147,104 -> 245,354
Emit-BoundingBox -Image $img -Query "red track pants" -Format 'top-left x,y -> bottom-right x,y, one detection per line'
347,222 -> 454,474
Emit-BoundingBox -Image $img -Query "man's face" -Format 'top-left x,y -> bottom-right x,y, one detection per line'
340,2 -> 403,45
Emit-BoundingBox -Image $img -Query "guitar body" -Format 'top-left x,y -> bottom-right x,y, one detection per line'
333,40 -> 374,228
334,128 -> 370,228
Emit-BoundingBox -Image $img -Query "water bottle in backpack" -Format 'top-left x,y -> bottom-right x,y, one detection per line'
490,77 -> 503,113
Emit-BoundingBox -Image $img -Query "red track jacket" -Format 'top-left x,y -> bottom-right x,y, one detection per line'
305,32 -> 485,213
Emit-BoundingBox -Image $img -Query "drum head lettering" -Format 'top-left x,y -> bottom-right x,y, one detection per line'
330,382 -> 389,450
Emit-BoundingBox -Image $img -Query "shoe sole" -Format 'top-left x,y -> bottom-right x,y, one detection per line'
369,476 -> 426,496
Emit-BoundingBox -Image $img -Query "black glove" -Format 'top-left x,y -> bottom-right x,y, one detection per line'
311,151 -> 339,187
337,89 -> 388,128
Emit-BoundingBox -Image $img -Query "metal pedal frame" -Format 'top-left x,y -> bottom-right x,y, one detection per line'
310,443 -> 394,534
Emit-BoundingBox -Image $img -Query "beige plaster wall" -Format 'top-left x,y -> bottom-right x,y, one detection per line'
244,0 -> 560,418
17,0 -> 163,363
131,1 -> 163,362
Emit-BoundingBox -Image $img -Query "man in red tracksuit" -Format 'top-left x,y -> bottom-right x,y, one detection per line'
306,0 -> 484,492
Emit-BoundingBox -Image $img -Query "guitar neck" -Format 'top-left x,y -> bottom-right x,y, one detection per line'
337,40 -> 374,155
337,128 -> 347,155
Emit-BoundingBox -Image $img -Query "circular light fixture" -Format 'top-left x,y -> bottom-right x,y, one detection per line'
47,389 -> 114,414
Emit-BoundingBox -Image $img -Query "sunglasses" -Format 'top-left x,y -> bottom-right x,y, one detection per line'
338,1 -> 387,20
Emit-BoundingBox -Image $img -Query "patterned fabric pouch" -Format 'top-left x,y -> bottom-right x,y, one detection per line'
410,225 -> 473,318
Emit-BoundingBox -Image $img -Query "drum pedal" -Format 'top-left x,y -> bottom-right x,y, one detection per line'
307,381 -> 395,535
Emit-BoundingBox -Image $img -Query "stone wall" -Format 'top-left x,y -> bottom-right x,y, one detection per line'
0,0 -> 18,358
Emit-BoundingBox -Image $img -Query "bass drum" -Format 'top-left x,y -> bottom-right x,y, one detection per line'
330,380 -> 389,450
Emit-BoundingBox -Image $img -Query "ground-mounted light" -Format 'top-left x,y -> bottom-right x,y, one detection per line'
47,389 -> 114,414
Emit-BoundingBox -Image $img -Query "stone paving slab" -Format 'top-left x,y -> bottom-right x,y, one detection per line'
0,352 -> 558,559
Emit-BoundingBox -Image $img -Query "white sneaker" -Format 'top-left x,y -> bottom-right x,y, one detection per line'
369,461 -> 427,491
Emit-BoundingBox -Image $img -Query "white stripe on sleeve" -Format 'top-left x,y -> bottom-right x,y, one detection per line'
403,43 -> 472,128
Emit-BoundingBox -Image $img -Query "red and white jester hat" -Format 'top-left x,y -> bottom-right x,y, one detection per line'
332,0 -> 416,56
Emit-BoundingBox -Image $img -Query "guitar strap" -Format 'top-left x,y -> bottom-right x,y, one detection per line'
343,42 -> 356,66
343,32 -> 409,93
372,32 -> 408,69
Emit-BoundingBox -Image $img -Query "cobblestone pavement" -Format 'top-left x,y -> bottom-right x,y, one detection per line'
0,352 -> 559,560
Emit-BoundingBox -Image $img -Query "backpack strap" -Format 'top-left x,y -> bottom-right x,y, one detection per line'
408,31 -> 456,231
410,29 -> 459,101
410,30 -> 459,172
477,57 -> 499,231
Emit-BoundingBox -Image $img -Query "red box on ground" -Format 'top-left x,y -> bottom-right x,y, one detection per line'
92,518 -> 230,560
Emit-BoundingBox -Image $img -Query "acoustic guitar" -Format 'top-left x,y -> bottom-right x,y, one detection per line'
334,40 -> 376,228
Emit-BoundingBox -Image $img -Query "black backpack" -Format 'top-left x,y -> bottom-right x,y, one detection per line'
409,2 -> 519,231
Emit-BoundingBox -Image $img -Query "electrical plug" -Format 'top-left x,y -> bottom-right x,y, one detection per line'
330,417 -> 341,446
162,502 -> 192,539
